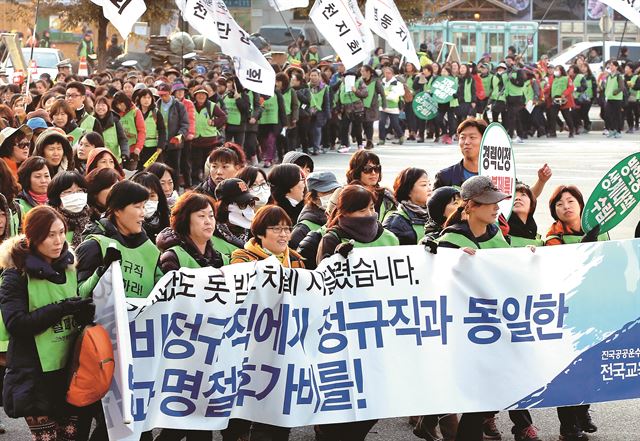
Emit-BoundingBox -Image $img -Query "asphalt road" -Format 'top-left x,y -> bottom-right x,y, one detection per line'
1,131 -> 638,440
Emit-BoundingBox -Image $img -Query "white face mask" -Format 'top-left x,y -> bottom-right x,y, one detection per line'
61,192 -> 87,214
286,196 -> 301,207
319,194 -> 333,210
554,71 -> 561,77
166,190 -> 178,207
228,203 -> 254,229
251,187 -> 270,208
144,200 -> 159,219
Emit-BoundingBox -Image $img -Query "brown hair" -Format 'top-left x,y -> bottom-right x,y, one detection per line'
17,156 -> 48,192
23,205 -> 67,251
327,184 -> 374,228
49,99 -> 76,122
549,185 -> 584,221
456,117 -> 488,136
208,142 -> 246,166
346,150 -> 381,184
251,205 -> 292,245
170,192 -> 216,237
0,159 -> 20,202
393,167 -> 428,203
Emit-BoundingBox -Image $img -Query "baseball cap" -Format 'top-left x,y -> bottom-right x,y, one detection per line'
214,178 -> 258,205
171,82 -> 187,94
156,83 -> 171,95
461,176 -> 511,204
26,117 -> 49,131
306,171 -> 340,193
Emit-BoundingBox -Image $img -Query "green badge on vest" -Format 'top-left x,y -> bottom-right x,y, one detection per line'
412,92 -> 438,120
431,76 -> 457,104
581,152 -> 640,235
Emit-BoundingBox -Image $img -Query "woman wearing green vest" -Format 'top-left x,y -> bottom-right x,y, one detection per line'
0,160 -> 24,238
383,167 -> 432,245
258,83 -> 286,168
0,206 -> 94,440
290,170 -> 340,250
50,99 -> 85,146
34,128 -> 74,179
76,180 -> 163,300
112,91 -> 146,157
402,62 -> 419,141
573,64 -> 597,134
359,65 -> 386,150
16,156 -> 51,219
413,64 -> 436,143
506,184 -> 543,247
308,69 -> 331,155
545,185 -> 605,440
209,178 -> 257,261
454,63 -> 476,127
157,191 -> 227,273
134,89 -> 166,170
336,71 -> 367,153
93,97 -> 129,162
602,61 -> 625,138
191,86 -> 227,183
548,65 -> 576,138
224,76 -> 251,148
623,63 -> 640,134
47,171 -> 93,250
346,150 -> 396,222
277,72 -> 300,159
435,66 -> 457,145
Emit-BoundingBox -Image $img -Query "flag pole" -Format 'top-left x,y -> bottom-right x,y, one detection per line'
25,0 -> 41,94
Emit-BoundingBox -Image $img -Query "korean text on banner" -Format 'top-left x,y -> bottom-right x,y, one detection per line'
213,0 -> 275,96
93,0 -> 147,40
98,240 -> 640,441
310,0 -> 374,69
479,122 -> 516,219
176,0 -> 221,46
268,0 -> 309,11
365,0 -> 420,68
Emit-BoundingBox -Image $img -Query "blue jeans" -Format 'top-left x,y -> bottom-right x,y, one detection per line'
378,112 -> 403,140
311,116 -> 324,150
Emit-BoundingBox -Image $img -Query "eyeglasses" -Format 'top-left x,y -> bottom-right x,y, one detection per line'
16,140 -> 30,148
361,165 -> 381,174
250,183 -> 269,192
65,93 -> 82,99
237,200 -> 256,210
267,226 -> 292,234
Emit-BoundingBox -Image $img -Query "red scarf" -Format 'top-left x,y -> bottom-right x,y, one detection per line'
28,190 -> 48,206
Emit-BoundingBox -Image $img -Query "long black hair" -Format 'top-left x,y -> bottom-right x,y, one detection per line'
131,171 -> 170,227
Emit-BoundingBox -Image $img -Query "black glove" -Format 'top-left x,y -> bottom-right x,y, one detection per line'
334,240 -> 354,259
103,247 -> 122,268
581,225 -> 601,243
421,236 -> 438,254
74,301 -> 96,327
61,297 -> 94,316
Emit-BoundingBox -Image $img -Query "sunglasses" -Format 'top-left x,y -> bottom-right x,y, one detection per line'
16,140 -> 30,148
237,200 -> 256,210
362,165 -> 381,174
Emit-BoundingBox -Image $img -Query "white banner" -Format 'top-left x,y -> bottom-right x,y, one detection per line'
365,0 -> 419,68
267,0 -> 309,11
310,0 -> 374,69
598,0 -> 640,28
176,0 -> 221,46
97,240 -> 640,440
91,0 -> 147,40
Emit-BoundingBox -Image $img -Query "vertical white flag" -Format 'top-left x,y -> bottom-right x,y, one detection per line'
176,0 -> 221,46
310,0 -> 374,69
365,0 -> 420,68
267,0 -> 309,11
92,0 -> 147,40
213,0 -> 275,96
598,0 -> 640,28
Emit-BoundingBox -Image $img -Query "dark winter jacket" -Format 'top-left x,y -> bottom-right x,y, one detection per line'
156,97 -> 190,150
156,227 -> 225,272
433,160 -> 471,189
289,203 -> 326,250
0,237 -> 77,418
383,204 -> 429,245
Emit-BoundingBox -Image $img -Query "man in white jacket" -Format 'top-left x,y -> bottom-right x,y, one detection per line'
378,66 -> 405,145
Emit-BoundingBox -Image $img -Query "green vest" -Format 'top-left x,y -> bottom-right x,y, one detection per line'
66,230 -> 74,244
396,207 -> 425,244
282,89 -> 293,116
481,74 -> 493,99
86,234 -> 160,298
143,112 -> 158,148
509,235 -> 544,248
28,269 -> 81,372
0,311 -> 8,352
450,77 -> 460,107
102,126 -> 120,159
490,73 -> 506,102
79,40 -> 93,58
384,80 -> 402,108
506,71 -> 524,97
333,228 -> 399,248
79,113 -> 96,132
545,232 -> 609,245
605,73 -> 623,101
169,245 -> 229,268
362,80 -> 376,109
551,76 -> 568,98
17,198 -> 34,219
339,81 -> 359,105
300,219 -> 322,232
438,228 -> 510,249
632,75 -> 640,99
211,235 -> 239,261
68,126 -> 85,145
120,108 -> 138,147
259,94 -> 279,125
461,77 -> 472,103
524,80 -> 534,102
224,95 -> 242,126
573,74 -> 584,99
310,86 -> 327,112
307,52 -> 319,64
195,105 -> 220,138
9,207 -> 20,237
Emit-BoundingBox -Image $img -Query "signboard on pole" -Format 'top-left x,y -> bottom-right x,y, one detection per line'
479,122 -> 516,219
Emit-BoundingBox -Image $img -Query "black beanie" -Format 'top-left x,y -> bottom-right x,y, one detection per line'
427,186 -> 460,226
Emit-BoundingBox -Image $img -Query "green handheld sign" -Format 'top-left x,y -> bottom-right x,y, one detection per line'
431,76 -> 457,104
412,92 -> 438,120
582,153 -> 640,234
